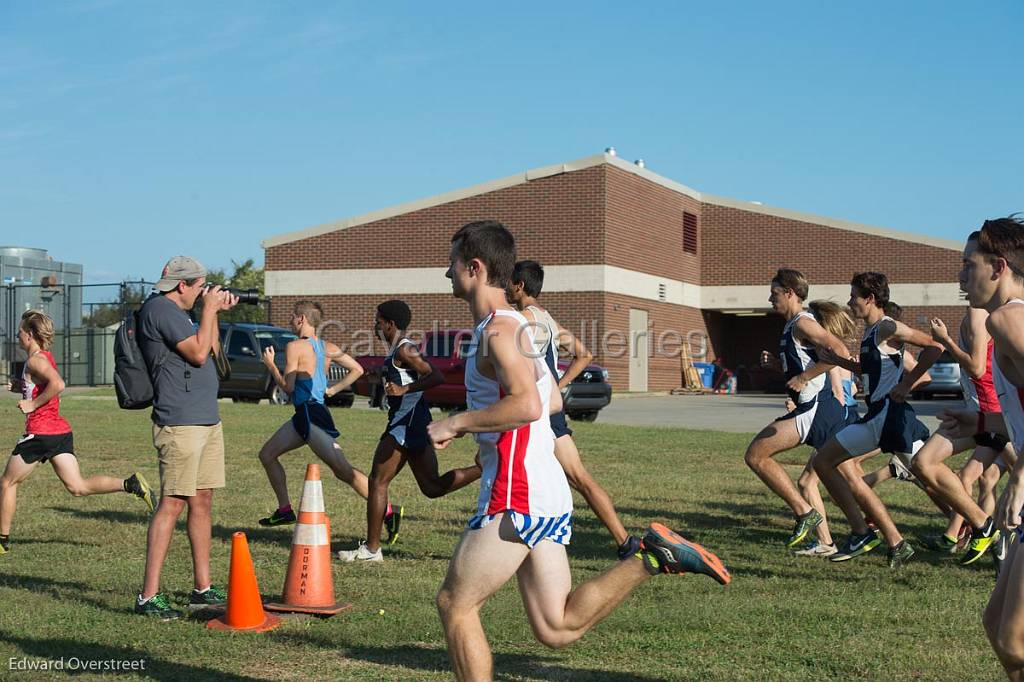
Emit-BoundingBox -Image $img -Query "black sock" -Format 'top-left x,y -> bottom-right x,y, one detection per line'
123,478 -> 131,493
0,534 -> 9,548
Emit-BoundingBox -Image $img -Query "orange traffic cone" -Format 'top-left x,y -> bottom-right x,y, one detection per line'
207,532 -> 282,633
265,463 -> 351,615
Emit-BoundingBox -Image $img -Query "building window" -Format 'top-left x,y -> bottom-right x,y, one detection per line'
683,211 -> 698,254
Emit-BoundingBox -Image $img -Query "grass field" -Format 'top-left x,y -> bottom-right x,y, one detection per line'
0,396 -> 1004,680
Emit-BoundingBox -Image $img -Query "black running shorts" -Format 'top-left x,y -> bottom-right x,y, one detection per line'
12,432 -> 75,464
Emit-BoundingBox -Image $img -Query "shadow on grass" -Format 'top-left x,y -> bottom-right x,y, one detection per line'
0,631 -> 264,680
46,506 -> 297,549
272,632 -> 665,681
0,573 -> 124,615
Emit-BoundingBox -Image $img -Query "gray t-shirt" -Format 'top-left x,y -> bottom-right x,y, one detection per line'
137,294 -> 220,426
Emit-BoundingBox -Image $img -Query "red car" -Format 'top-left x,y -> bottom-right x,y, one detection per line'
352,330 -> 612,422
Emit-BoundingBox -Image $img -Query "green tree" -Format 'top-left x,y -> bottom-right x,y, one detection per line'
204,259 -> 266,323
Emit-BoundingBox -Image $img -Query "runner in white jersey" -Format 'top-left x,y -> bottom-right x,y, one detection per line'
938,218 -> 1024,676
911,236 -> 1010,565
428,221 -> 729,681
508,260 -> 641,559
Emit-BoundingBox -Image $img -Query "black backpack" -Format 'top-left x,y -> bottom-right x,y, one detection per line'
113,308 -> 154,410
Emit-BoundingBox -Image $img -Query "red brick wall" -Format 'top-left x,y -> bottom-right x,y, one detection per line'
604,166 -> 702,284
601,293 -> 709,392
700,204 -> 961,286
265,167 -> 606,272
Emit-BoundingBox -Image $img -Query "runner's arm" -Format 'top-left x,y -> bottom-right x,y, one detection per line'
441,319 -> 542,435
324,343 -> 364,396
887,320 -> 943,400
386,343 -> 443,395
20,354 -> 65,413
553,319 -> 593,390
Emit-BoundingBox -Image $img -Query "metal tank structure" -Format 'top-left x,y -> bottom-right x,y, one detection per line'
1,246 -> 84,383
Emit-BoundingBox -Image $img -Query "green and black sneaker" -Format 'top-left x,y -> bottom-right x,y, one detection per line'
888,540 -> 915,570
962,518 -> 1000,566
384,505 -> 404,546
189,585 -> 227,609
920,532 -> 959,554
259,508 -> 296,527
0,535 -> 9,555
829,531 -> 882,562
787,509 -> 823,548
135,593 -> 183,620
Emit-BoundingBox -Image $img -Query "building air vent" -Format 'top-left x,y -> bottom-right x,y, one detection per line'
683,211 -> 698,254
658,283 -> 667,301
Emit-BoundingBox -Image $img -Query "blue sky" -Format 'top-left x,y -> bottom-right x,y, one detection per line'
2,1 -> 1021,284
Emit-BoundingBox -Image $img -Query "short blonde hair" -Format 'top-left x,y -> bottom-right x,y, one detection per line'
21,310 -> 55,349
294,300 -> 323,328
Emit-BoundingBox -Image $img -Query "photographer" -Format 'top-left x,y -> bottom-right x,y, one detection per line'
134,256 -> 237,620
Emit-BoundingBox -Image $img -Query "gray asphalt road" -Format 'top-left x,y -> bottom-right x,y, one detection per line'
594,393 -> 961,433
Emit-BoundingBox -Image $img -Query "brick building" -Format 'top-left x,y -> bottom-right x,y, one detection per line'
262,152 -> 965,392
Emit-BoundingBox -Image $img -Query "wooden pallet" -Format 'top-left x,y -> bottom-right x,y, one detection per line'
670,343 -> 711,395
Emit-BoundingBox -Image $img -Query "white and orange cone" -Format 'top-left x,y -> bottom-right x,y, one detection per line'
265,463 -> 351,615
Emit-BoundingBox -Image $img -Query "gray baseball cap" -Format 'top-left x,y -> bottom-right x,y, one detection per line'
154,256 -> 208,292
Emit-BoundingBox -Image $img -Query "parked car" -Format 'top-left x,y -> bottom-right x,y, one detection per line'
911,350 -> 963,400
351,329 -> 613,421
217,322 -> 355,407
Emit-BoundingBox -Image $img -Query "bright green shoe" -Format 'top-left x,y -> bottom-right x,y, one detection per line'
189,584 -> 228,609
384,505 -> 404,546
134,593 -> 183,620
961,519 -> 1000,566
787,509 -> 823,548
829,531 -> 882,562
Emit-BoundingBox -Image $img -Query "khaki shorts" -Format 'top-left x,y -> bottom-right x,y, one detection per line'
152,423 -> 225,497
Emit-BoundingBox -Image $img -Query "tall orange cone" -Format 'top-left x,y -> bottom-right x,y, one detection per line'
266,463 -> 351,615
207,532 -> 282,632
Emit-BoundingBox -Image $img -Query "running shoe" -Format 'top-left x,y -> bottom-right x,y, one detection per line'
134,593 -> 183,620
888,540 -> 915,569
384,505 -> 404,545
961,519 -> 1000,565
640,523 -> 731,584
829,531 -> 882,562
994,532 -> 1012,578
617,535 -> 643,561
125,472 -> 157,513
794,541 -> 838,557
787,509 -> 823,548
920,533 -> 959,554
0,538 -> 8,555
188,584 -> 228,609
258,508 -> 297,527
336,541 -> 384,563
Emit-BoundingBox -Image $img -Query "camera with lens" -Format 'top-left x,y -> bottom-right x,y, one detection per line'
204,285 -> 261,305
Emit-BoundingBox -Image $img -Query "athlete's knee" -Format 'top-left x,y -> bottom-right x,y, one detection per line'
797,472 -> 816,496
62,481 -> 88,497
744,444 -> 769,470
257,445 -> 279,466
911,459 -> 937,486
0,475 -> 15,491
994,628 -> 1024,668
435,586 -> 461,621
531,623 -> 580,650
418,480 -> 446,499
